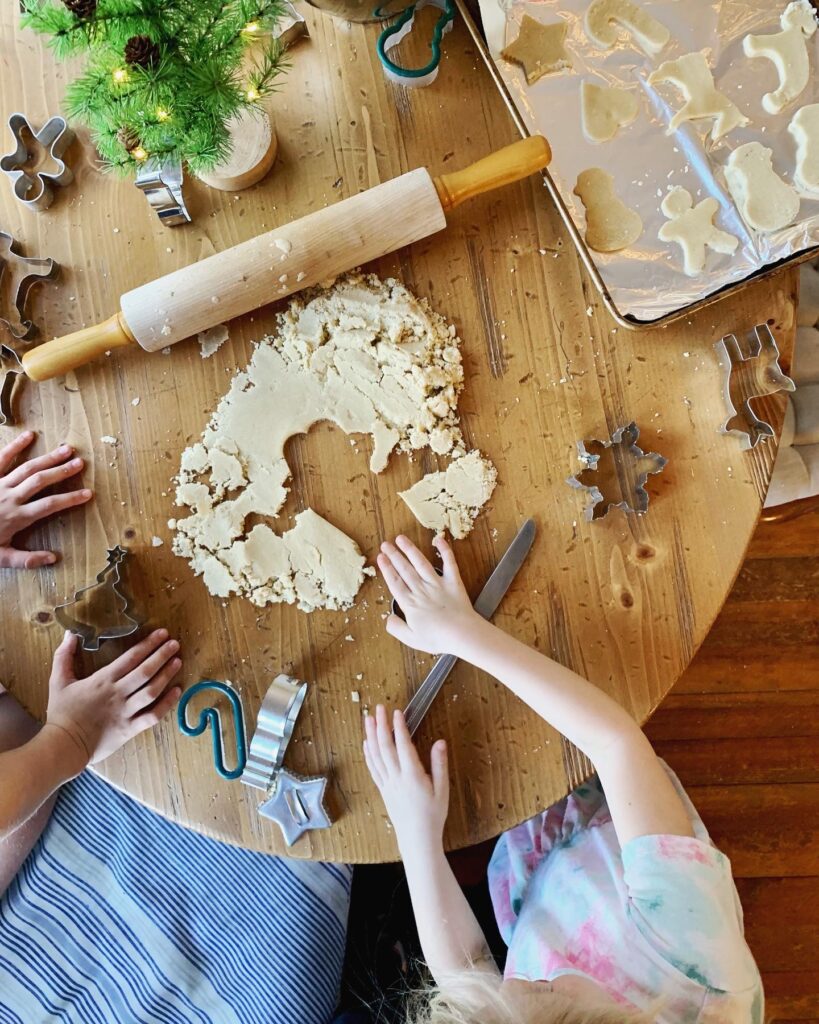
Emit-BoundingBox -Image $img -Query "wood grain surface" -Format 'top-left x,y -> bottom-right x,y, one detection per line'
0,5 -> 796,862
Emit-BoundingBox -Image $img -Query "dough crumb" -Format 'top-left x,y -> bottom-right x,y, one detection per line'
399,450 -> 497,539
100,435 -> 118,446
151,536 -> 164,547
351,690 -> 360,703
198,324 -> 230,359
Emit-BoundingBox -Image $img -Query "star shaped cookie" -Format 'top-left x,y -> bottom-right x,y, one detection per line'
502,15 -> 572,85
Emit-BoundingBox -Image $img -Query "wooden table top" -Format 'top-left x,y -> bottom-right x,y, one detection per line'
0,5 -> 795,862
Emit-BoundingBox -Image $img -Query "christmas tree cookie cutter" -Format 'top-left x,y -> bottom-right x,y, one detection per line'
567,421 -> 667,521
376,0 -> 455,88
54,545 -> 140,651
0,231 -> 60,341
714,323 -> 795,450
177,680 -> 248,780
0,113 -> 75,212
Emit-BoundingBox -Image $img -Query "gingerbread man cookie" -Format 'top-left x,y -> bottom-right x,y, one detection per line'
581,81 -> 640,143
658,188 -> 738,276
573,168 -> 643,252
584,0 -> 670,56
501,14 -> 572,85
743,0 -> 817,115
724,142 -> 800,233
789,103 -> 819,195
648,51 -> 748,140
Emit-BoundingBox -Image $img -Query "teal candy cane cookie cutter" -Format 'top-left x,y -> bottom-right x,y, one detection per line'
177,679 -> 248,780
376,0 -> 455,88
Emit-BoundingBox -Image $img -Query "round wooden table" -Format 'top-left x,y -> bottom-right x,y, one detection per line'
0,7 -> 795,862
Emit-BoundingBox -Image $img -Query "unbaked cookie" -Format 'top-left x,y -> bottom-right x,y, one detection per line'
724,142 -> 800,233
648,51 -> 748,140
743,0 -> 817,115
501,14 -> 572,85
581,81 -> 640,143
789,103 -> 819,195
584,0 -> 670,56
573,167 -> 643,252
398,450 -> 497,539
658,187 -> 738,276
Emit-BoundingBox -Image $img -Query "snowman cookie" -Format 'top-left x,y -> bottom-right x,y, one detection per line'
573,168 -> 643,252
724,142 -> 800,232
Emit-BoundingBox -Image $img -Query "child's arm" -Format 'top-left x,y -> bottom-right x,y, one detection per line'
364,705 -> 499,982
0,629 -> 182,894
377,535 -> 693,848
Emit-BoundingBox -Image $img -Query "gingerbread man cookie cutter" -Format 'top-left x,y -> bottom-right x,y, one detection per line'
0,231 -> 60,341
0,113 -> 75,212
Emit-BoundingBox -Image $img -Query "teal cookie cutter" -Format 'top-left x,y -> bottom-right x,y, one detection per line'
375,0 -> 455,88
177,679 -> 248,780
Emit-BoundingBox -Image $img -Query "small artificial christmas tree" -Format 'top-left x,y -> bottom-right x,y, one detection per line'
21,0 -> 289,175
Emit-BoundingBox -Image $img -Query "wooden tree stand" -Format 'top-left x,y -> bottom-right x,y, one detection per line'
197,107 -> 278,192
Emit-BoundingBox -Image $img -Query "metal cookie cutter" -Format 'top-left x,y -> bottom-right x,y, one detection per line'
0,345 -> 23,426
276,0 -> 309,47
178,680 -> 248,780
567,422 -> 667,521
0,113 -> 75,212
54,545 -> 140,651
243,675 -> 332,847
0,231 -> 60,340
714,323 -> 795,450
376,0 -> 455,87
134,157 -> 192,227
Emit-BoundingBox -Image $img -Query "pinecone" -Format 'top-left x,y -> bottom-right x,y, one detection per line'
124,34 -> 161,68
63,0 -> 97,18
116,126 -> 141,153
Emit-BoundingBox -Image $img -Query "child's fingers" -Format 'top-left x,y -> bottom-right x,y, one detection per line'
385,613 -> 414,646
430,739 -> 449,800
380,541 -> 422,590
118,638 -> 180,695
377,553 -> 410,602
17,488 -> 93,526
131,685 -> 182,735
105,628 -> 169,680
374,703 -> 400,773
0,430 -> 35,475
0,546 -> 56,569
394,535 -> 438,582
362,738 -> 384,788
49,631 -> 78,688
363,713 -> 387,779
126,657 -> 182,715
14,457 -> 84,501
2,442 -> 73,487
433,534 -> 460,580
392,709 -> 424,774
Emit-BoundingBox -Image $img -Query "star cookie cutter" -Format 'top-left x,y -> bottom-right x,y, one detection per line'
0,113 -> 75,212
0,231 -> 60,340
714,323 -> 795,450
0,345 -> 23,426
567,421 -> 667,521
54,545 -> 140,651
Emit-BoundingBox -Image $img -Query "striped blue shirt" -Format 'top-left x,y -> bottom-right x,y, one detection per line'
0,771 -> 351,1024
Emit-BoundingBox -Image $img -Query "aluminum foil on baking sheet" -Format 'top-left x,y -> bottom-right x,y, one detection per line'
476,0 -> 819,322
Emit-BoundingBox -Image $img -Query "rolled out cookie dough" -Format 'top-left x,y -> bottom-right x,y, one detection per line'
581,81 -> 639,143
173,273 -> 468,611
743,0 -> 818,115
584,0 -> 670,56
573,167 -> 643,252
724,141 -> 800,233
648,51 -> 748,140
501,14 -> 572,84
658,187 -> 738,276
399,450 -> 498,539
788,103 -> 819,195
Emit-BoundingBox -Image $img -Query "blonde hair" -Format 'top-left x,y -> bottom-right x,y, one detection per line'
406,969 -> 656,1024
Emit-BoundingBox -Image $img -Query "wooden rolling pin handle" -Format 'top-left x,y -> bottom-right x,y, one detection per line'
22,312 -> 135,382
433,135 -> 552,212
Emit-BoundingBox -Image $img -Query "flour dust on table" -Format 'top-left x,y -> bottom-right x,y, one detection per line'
173,273 -> 496,611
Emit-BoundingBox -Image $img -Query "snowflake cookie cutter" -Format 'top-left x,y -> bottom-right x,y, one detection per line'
714,323 -> 795,450
0,113 -> 75,212
0,231 -> 60,341
54,545 -> 140,651
567,421 -> 668,521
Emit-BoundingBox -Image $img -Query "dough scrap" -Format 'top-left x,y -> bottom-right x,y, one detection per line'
173,273 -> 468,611
658,187 -> 738,276
788,103 -> 819,195
647,51 -> 748,140
398,450 -> 498,539
743,0 -> 817,115
573,167 -> 643,252
584,0 -> 670,56
724,141 -> 800,233
581,81 -> 640,143
501,14 -> 572,85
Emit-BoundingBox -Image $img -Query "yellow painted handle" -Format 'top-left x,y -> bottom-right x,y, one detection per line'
22,312 -> 135,382
433,135 -> 551,212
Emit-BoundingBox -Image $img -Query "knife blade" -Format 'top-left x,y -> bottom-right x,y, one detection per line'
403,518 -> 536,736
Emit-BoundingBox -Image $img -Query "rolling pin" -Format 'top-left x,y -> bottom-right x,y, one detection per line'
22,135 -> 551,382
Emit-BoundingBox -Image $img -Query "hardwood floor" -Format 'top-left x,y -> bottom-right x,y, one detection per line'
644,509 -> 819,1022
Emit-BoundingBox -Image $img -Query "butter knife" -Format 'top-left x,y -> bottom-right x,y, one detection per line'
403,518 -> 536,736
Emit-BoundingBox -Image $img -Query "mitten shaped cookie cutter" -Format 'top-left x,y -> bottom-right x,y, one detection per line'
567,421 -> 667,521
0,231 -> 60,341
54,545 -> 140,651
714,323 -> 795,450
376,0 -> 455,88
0,113 -> 75,212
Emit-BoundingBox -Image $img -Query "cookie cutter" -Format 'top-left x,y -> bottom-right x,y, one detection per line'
567,421 -> 667,521
0,231 -> 60,340
714,323 -> 795,450
376,0 -> 455,88
276,0 -> 309,47
54,545 -> 140,651
134,157 -> 192,227
178,680 -> 248,780
0,345 -> 23,426
0,113 -> 75,212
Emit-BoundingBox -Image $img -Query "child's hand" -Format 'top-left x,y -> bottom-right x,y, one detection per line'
377,534 -> 481,656
0,431 -> 92,569
363,705 -> 449,851
45,629 -> 182,766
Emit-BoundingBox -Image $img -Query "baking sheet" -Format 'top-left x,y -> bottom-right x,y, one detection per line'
477,0 -> 819,322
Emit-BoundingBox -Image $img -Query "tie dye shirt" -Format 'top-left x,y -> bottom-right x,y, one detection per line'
487,766 -> 762,1024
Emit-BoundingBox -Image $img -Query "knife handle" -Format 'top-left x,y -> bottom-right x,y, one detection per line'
404,654 -> 459,737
